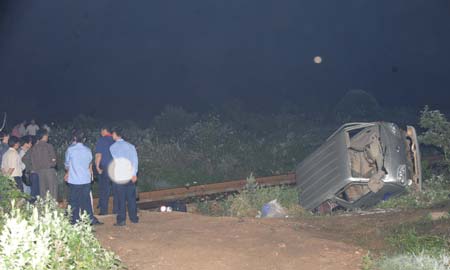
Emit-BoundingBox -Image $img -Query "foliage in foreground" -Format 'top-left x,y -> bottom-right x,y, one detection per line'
375,253 -> 450,270
0,175 -> 28,219
196,174 -> 306,217
386,225 -> 449,257
365,212 -> 450,270
0,197 -> 123,270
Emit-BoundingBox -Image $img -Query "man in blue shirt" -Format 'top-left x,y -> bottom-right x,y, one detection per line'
110,127 -> 139,226
64,130 -> 102,225
95,127 -> 116,215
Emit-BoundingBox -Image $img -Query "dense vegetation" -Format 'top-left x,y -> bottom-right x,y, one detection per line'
51,106 -> 334,196
47,90 -> 420,198
0,176 -> 123,270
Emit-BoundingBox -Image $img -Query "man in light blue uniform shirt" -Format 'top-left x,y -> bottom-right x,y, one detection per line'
64,130 -> 102,225
110,127 -> 139,226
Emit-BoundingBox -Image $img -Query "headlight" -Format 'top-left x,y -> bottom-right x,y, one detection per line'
397,164 -> 406,184
389,123 -> 400,137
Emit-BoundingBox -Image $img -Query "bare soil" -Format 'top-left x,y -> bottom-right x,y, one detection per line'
95,211 -> 364,270
95,206 -> 450,270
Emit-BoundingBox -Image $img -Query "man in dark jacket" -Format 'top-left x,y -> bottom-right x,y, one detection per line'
24,130 -> 57,199
95,127 -> 116,215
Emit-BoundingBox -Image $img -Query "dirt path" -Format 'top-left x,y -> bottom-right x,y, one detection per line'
96,211 -> 363,270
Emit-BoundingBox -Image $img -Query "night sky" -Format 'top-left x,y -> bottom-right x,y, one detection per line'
0,0 -> 449,123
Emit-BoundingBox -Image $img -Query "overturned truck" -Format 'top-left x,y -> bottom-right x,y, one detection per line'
296,122 -> 421,212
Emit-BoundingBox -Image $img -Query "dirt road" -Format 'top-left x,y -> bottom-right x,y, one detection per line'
96,211 -> 363,270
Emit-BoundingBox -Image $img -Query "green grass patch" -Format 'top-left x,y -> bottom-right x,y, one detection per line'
386,226 -> 449,256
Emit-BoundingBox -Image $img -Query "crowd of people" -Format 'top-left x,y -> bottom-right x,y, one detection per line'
0,120 -> 139,227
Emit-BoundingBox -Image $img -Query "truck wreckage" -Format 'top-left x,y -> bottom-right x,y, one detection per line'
296,122 -> 422,212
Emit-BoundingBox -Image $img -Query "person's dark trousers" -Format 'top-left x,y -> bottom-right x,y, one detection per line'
13,176 -> 24,192
29,173 -> 40,202
112,182 -> 119,214
116,181 -> 138,224
68,183 -> 96,224
98,172 -> 112,215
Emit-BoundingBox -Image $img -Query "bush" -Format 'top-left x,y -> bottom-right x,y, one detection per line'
376,253 -> 450,270
419,106 -> 450,175
0,197 -> 123,270
0,175 -> 28,217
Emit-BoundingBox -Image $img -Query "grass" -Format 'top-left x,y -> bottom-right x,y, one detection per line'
375,253 -> 450,270
196,174 -> 307,218
377,175 -> 450,210
364,215 -> 450,270
386,226 -> 449,256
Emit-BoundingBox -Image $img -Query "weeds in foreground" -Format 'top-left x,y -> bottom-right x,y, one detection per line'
386,226 -> 449,256
375,253 -> 450,270
0,175 -> 29,214
361,252 -> 375,270
0,198 -> 124,270
366,217 -> 450,270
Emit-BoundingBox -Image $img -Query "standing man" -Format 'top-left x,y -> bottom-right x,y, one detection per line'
18,121 -> 27,137
95,127 -> 116,215
26,119 -> 40,136
11,123 -> 22,138
0,131 -> 10,165
19,136 -> 33,195
1,136 -> 24,191
110,127 -> 139,226
22,136 -> 40,201
24,130 -> 57,199
64,130 -> 102,225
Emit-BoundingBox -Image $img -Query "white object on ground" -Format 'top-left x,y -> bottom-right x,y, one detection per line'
261,199 -> 287,218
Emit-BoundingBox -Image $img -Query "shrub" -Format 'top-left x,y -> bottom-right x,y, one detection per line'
419,106 -> 450,175
376,253 -> 450,270
0,197 -> 123,270
0,175 -> 28,217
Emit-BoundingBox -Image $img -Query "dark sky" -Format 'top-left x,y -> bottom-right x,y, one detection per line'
0,0 -> 449,122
